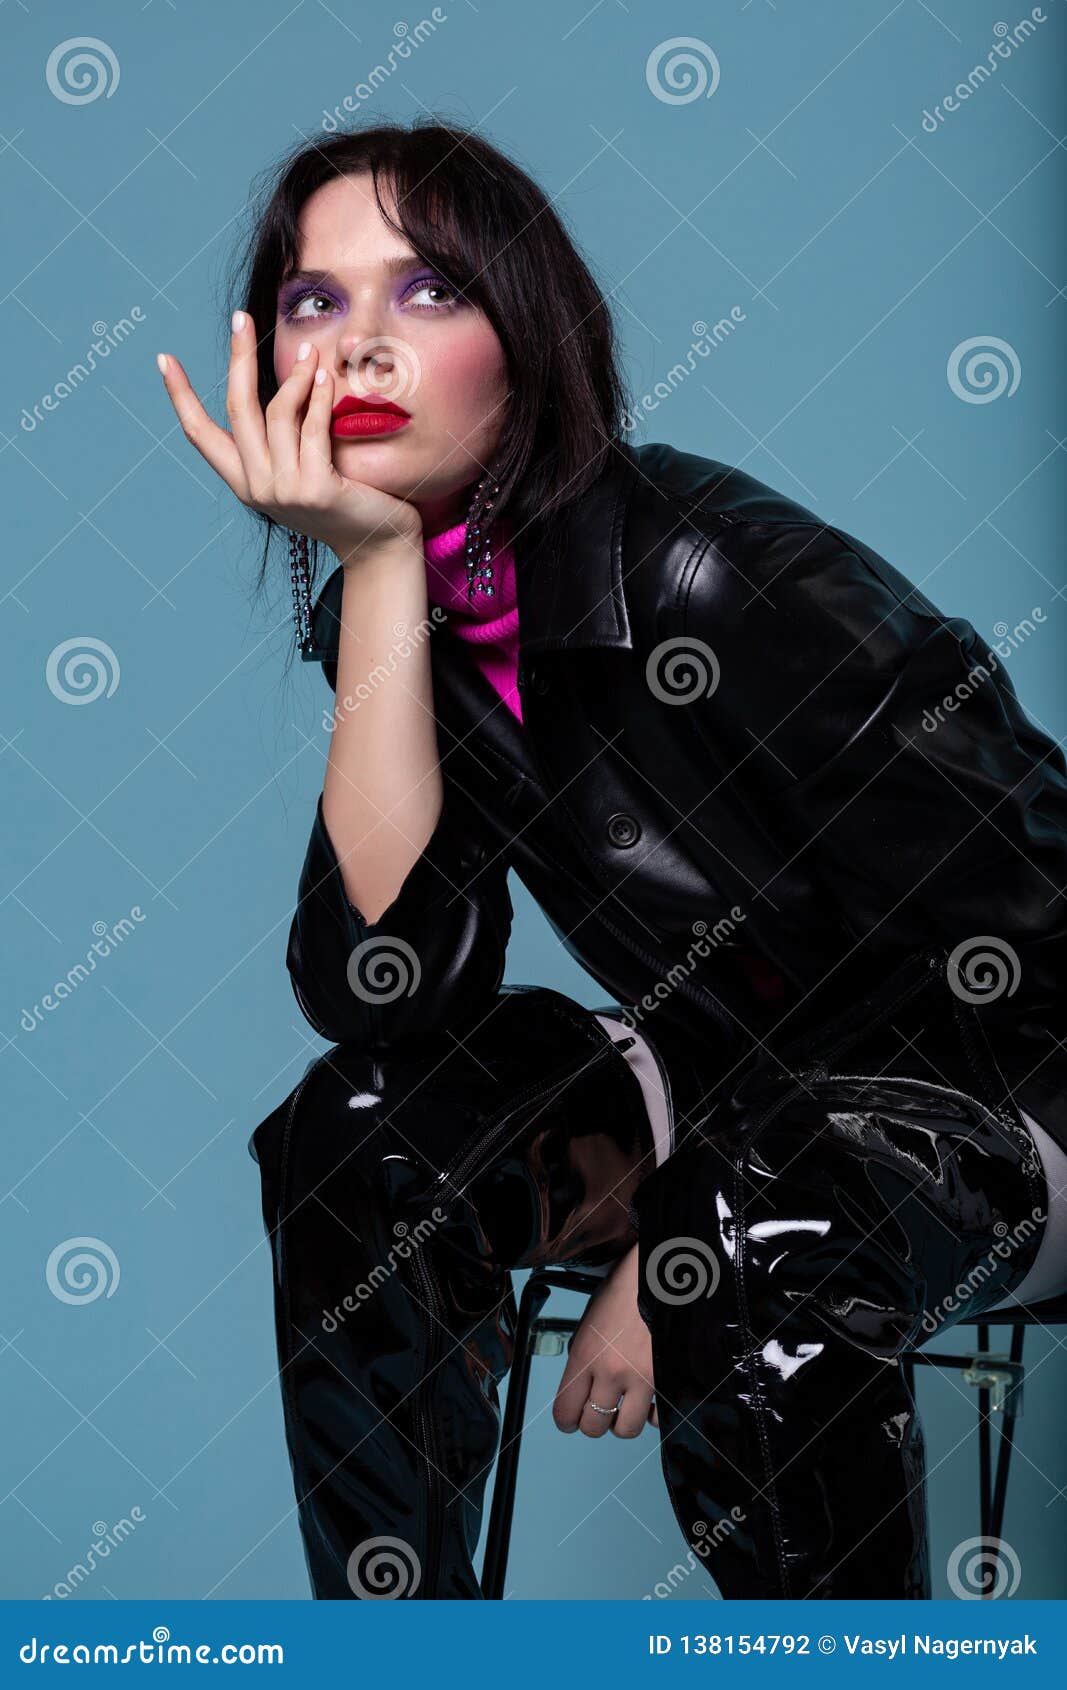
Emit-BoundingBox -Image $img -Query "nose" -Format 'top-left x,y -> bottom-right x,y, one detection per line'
334,327 -> 398,398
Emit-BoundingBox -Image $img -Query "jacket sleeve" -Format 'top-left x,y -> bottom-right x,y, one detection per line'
682,519 -> 1067,1027
285,566 -> 513,1052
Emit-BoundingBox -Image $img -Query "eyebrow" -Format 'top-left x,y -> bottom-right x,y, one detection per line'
278,257 -> 429,291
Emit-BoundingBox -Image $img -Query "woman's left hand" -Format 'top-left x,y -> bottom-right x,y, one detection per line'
552,1243 -> 659,1438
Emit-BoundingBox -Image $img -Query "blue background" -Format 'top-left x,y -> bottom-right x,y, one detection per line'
1,0 -> 1064,1602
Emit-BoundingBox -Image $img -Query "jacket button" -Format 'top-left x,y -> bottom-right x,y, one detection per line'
607,812 -> 641,848
528,666 -> 549,694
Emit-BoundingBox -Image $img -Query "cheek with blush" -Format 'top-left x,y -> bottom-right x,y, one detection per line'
421,327 -> 509,438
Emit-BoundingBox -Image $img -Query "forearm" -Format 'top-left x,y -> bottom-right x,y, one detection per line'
321,536 -> 443,924
608,1241 -> 640,1296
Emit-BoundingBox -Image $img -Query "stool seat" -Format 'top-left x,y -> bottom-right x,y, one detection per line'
479,1263 -> 1067,1599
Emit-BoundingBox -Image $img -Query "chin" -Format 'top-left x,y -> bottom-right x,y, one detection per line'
331,437 -> 407,479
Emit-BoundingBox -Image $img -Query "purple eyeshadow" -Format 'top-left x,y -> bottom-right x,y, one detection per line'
277,278 -> 346,316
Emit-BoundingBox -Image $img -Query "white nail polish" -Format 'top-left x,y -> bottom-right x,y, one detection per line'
296,340 -> 311,361
314,368 -> 328,384
232,310 -> 245,333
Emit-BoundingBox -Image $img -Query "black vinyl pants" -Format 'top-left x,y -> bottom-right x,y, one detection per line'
248,981 -> 1048,1600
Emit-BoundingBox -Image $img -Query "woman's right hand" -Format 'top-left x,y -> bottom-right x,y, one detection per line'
157,309 -> 424,566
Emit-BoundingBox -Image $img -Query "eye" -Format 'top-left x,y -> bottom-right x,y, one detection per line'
401,276 -> 460,312
283,291 -> 339,322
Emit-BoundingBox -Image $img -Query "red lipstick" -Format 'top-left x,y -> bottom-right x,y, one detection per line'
331,395 -> 411,438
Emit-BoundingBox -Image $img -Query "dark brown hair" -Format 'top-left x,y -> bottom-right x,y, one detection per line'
226,117 -> 630,632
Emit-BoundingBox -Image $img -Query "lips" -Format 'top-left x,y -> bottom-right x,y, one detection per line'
330,395 -> 411,438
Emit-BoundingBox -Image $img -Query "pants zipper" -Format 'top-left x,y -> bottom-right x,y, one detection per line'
403,1237 -> 447,1596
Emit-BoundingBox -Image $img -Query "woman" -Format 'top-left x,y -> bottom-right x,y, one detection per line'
158,120 -> 1067,1601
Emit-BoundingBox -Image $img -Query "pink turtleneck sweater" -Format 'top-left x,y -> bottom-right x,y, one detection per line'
423,517 -> 523,723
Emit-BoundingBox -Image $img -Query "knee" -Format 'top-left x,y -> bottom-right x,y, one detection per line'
249,1039 -> 490,1232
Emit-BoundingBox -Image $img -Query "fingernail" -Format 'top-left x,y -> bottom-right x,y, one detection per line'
314,367 -> 328,384
296,340 -> 311,361
232,309 -> 246,333
156,353 -> 170,374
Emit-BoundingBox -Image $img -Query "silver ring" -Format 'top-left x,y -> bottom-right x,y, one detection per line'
588,1398 -> 621,1415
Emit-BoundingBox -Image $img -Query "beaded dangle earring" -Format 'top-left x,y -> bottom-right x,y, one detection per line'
289,530 -> 314,655
464,466 -> 502,603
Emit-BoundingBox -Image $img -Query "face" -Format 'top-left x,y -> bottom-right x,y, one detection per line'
272,172 -> 510,534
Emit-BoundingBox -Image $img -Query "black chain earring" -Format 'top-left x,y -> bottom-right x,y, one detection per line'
465,467 -> 502,603
289,530 -> 314,655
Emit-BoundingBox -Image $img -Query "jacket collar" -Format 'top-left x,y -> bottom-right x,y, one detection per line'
511,438 -> 637,655
306,439 -> 640,669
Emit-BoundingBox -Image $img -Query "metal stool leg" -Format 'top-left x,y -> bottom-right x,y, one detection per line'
480,1267 -> 605,1598
987,1325 -> 1026,1548
910,1319 -> 1028,1597
480,1272 -> 553,1598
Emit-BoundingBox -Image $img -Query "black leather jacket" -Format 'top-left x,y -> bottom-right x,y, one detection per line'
286,440 -> 1067,1151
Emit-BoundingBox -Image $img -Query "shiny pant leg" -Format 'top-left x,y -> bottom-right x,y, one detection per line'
630,1059 -> 1049,1599
248,984 -> 657,1599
